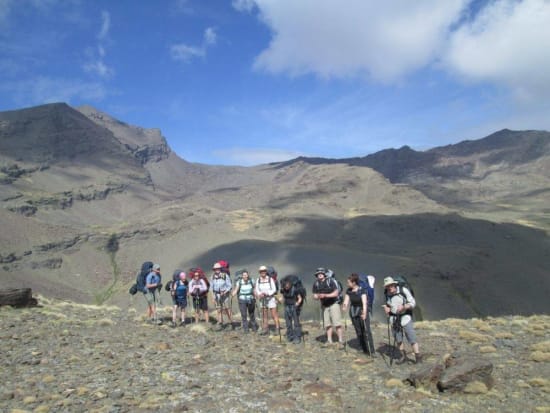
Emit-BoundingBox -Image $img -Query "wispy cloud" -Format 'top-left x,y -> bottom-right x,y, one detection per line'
170,27 -> 217,63
83,10 -> 114,78
1,76 -> 107,106
213,147 -> 305,166
232,0 -> 256,13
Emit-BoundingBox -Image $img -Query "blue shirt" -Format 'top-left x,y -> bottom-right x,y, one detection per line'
145,272 -> 160,293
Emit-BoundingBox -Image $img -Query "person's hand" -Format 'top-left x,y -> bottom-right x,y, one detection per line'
383,305 -> 390,315
361,311 -> 366,320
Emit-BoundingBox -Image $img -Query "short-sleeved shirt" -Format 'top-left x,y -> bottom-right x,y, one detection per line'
145,272 -> 160,293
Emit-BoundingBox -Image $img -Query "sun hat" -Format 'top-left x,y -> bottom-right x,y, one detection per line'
383,276 -> 398,288
153,264 -> 160,271
258,265 -> 267,272
213,262 -> 222,269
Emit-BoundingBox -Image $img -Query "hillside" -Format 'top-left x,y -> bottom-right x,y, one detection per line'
1,297 -> 549,412
1,103 -> 549,321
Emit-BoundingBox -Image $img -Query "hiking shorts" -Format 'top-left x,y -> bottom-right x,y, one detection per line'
259,296 -> 277,309
394,320 -> 417,345
173,297 -> 187,308
214,292 -> 231,309
145,290 -> 159,306
323,302 -> 342,328
191,295 -> 208,311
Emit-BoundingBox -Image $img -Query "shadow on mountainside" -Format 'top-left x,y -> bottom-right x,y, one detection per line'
190,213 -> 550,322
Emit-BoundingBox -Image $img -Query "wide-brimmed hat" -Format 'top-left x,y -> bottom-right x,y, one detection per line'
153,264 -> 161,271
383,276 -> 398,288
213,262 -> 222,270
258,265 -> 268,272
315,267 -> 327,276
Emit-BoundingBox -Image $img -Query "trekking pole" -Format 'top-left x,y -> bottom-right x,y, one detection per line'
387,316 -> 394,367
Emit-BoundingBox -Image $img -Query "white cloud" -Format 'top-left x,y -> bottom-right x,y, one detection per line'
170,27 -> 217,63
2,76 -> 107,106
213,147 -> 304,166
232,0 -> 255,13
204,27 -> 217,45
170,44 -> 205,62
249,0 -> 468,82
444,0 -> 550,101
98,10 -> 110,40
83,10 -> 114,78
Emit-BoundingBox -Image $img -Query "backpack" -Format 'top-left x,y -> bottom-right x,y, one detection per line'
234,269 -> 253,286
266,265 -> 279,293
129,261 -> 154,295
217,260 -> 230,275
280,274 -> 306,306
174,279 -> 188,299
166,269 -> 183,291
358,274 -> 375,311
189,267 -> 209,296
324,269 -> 343,304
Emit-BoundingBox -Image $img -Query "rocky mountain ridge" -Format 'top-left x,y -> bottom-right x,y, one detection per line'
0,103 -> 549,321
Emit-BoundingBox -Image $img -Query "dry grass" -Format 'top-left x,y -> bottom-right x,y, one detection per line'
459,330 -> 492,343
531,341 -> 550,352
529,378 -> 550,387
478,345 -> 497,354
530,351 -> 550,362
463,381 -> 489,394
472,319 -> 493,332
495,332 -> 514,339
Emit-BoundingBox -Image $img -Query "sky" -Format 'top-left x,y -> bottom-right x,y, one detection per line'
1,0 -> 549,166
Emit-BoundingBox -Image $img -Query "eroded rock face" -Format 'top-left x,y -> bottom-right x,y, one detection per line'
438,357 -> 494,393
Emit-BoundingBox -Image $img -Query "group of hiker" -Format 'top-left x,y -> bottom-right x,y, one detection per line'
131,261 -> 422,363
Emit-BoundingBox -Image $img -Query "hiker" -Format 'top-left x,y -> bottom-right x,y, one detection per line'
145,263 -> 162,323
312,267 -> 344,347
170,271 -> 188,327
211,262 -> 233,330
188,269 -> 209,324
383,276 -> 422,364
255,265 -> 280,336
231,269 -> 258,333
342,273 -> 375,356
280,277 -> 303,344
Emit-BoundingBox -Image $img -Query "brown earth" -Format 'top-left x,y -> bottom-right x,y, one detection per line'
1,296 -> 549,412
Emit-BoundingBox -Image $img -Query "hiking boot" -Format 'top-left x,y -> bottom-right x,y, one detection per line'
259,329 -> 269,336
415,353 -> 423,364
293,338 -> 301,344
171,321 -> 177,328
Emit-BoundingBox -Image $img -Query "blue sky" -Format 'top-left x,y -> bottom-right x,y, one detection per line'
1,0 -> 549,166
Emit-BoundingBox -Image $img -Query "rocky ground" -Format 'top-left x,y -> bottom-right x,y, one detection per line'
1,296 -> 549,413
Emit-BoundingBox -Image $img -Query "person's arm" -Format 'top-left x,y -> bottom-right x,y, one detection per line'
323,279 -> 339,298
232,280 -> 240,297
342,292 -> 350,311
267,278 -> 276,296
361,292 -> 367,320
397,287 -> 415,314
145,274 -> 155,289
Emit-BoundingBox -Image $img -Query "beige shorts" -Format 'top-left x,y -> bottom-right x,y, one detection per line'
323,302 -> 342,328
259,296 -> 277,309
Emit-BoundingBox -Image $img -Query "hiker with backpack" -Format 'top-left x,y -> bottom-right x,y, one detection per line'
211,262 -> 233,330
144,263 -> 162,324
312,267 -> 344,347
255,265 -> 280,336
188,268 -> 209,324
231,269 -> 258,333
280,275 -> 305,344
169,271 -> 188,327
342,273 -> 375,356
383,276 -> 422,364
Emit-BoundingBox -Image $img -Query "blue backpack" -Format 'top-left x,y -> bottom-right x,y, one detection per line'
174,280 -> 188,299
358,274 -> 375,312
